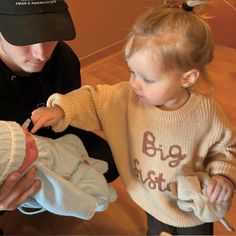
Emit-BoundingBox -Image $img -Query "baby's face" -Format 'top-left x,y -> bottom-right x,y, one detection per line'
24,129 -> 38,159
18,129 -> 38,174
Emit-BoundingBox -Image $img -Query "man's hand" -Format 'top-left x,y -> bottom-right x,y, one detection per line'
0,168 -> 41,211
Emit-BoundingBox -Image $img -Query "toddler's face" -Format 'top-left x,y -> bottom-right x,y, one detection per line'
126,49 -> 188,110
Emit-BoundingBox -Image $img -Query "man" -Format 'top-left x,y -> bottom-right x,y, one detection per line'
0,0 -> 118,212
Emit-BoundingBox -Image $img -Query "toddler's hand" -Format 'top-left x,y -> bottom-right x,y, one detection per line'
207,175 -> 234,204
31,106 -> 64,133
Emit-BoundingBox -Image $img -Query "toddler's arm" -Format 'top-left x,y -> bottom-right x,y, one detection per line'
31,106 -> 64,133
207,175 -> 234,204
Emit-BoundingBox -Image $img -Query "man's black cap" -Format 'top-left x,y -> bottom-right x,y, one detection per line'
0,0 -> 76,46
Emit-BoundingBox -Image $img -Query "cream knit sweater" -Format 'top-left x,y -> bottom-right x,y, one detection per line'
47,81 -> 236,227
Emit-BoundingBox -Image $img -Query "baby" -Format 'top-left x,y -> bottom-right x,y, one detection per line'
0,120 -> 116,219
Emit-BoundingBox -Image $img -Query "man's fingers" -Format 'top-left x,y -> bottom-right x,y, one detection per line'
15,179 -> 41,208
0,168 -> 41,211
0,172 -> 20,203
0,179 -> 41,211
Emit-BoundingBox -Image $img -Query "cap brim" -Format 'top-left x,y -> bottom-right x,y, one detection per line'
0,9 -> 76,46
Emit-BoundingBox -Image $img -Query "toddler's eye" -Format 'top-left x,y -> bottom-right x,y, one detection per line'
143,77 -> 154,84
129,70 -> 136,80
128,69 -> 134,75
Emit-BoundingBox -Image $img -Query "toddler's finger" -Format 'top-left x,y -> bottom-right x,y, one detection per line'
216,190 -> 227,204
31,107 -> 44,116
207,181 -> 215,197
31,119 -> 45,133
209,185 -> 222,203
223,188 -> 233,202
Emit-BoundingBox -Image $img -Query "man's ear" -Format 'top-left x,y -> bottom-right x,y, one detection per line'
181,69 -> 200,88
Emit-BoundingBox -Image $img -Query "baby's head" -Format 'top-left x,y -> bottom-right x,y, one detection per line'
0,121 -> 37,184
125,0 -> 214,83
0,121 -> 26,183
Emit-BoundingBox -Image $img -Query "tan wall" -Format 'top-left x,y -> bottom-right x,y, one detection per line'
65,1 -> 236,66
206,1 -> 236,49
65,0 -> 156,66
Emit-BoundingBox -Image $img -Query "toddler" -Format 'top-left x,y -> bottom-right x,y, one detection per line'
31,0 -> 236,235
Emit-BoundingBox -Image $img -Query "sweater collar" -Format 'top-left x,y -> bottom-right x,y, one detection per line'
139,91 -> 204,122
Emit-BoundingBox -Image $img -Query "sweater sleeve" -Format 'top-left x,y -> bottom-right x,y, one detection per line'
205,129 -> 236,187
47,85 -> 107,133
204,102 -> 236,187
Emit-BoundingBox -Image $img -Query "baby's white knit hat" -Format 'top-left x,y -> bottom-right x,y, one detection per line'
0,121 -> 26,184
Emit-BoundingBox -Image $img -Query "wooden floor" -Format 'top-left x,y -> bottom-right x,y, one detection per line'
0,45 -> 236,235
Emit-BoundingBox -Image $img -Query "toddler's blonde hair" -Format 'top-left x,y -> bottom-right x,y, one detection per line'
124,0 -> 214,83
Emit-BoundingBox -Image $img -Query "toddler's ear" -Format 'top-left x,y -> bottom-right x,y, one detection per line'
181,69 -> 200,88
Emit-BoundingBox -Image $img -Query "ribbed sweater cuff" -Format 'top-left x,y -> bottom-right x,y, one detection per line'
207,161 -> 236,188
47,93 -> 72,132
